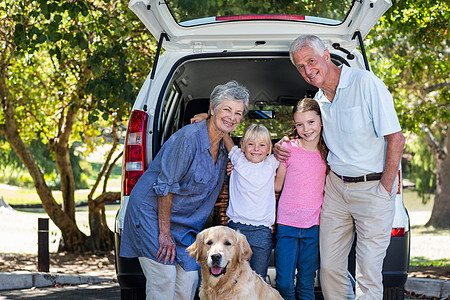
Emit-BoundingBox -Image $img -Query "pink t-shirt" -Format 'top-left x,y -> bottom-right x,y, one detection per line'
277,139 -> 326,228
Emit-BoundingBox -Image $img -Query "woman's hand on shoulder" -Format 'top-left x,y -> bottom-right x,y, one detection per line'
273,136 -> 291,162
226,161 -> 234,176
190,113 -> 208,124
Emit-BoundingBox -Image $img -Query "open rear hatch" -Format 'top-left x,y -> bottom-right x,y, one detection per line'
129,0 -> 392,52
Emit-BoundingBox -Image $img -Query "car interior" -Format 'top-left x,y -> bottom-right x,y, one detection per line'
153,52 -> 350,153
152,51 -> 348,233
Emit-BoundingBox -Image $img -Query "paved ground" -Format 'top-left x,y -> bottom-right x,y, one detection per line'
1,207 -> 448,260
0,282 -> 120,299
1,280 -> 447,300
408,212 -> 450,261
0,198 -> 448,299
0,204 -> 118,254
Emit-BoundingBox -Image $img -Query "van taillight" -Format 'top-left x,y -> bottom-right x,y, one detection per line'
391,227 -> 405,237
123,110 -> 148,196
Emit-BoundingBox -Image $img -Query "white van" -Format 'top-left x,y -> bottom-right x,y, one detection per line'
114,1 -> 410,299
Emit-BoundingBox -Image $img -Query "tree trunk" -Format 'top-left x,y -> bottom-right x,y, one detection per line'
426,126 -> 450,228
87,192 -> 120,251
51,102 -> 79,223
0,74 -> 88,252
85,117 -> 121,251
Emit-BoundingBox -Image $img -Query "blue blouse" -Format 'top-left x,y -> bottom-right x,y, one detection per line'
120,120 -> 228,271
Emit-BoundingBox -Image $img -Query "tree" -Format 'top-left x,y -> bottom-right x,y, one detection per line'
406,135 -> 436,203
368,0 -> 449,228
170,0 -> 348,22
0,0 -> 155,251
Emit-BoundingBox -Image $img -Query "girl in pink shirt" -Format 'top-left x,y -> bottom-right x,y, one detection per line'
273,98 -> 328,300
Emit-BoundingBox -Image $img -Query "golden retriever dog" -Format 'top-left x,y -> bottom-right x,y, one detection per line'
187,226 -> 282,300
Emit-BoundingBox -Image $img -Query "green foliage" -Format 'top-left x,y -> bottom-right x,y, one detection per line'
367,0 -> 449,208
0,135 -> 57,187
0,137 -> 23,169
406,136 -> 436,204
89,161 -> 122,177
169,0 -> 351,23
368,0 -> 449,135
1,0 -> 156,201
0,165 -> 34,188
8,0 -> 155,131
231,105 -> 294,139
0,136 -> 88,190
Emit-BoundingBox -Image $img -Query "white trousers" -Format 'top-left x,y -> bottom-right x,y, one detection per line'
138,257 -> 199,300
319,172 -> 397,300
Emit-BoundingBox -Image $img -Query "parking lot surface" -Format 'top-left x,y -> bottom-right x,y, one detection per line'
0,281 -> 119,300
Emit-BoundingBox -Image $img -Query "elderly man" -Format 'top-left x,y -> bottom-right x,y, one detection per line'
274,35 -> 405,299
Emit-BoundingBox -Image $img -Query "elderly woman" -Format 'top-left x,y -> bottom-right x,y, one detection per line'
120,81 -> 249,300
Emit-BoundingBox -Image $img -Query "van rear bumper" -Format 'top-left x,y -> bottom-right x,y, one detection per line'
382,230 -> 411,287
114,233 -> 146,289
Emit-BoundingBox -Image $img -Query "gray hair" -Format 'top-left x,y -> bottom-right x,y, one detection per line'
289,35 -> 327,65
208,80 -> 249,118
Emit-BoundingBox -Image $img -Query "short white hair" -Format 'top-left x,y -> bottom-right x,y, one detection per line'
289,35 -> 327,65
208,80 -> 249,118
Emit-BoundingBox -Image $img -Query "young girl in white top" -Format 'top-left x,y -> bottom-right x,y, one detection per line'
222,124 -> 280,279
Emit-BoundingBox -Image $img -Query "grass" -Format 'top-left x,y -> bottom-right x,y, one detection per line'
0,177 -> 121,206
0,181 -> 435,208
0,155 -> 122,206
410,257 -> 450,267
2,188 -> 93,206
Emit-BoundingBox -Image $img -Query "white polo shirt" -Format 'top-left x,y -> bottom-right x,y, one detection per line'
315,65 -> 402,177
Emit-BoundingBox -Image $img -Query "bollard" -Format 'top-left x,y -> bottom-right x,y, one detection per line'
38,218 -> 49,272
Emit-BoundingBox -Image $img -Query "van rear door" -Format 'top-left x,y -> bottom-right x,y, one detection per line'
129,0 -> 392,52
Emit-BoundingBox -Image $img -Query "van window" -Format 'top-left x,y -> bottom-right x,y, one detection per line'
154,54 -> 347,151
159,85 -> 182,146
166,0 -> 352,26
233,105 -> 294,142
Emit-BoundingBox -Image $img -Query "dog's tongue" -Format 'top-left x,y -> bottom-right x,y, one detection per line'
211,266 -> 223,275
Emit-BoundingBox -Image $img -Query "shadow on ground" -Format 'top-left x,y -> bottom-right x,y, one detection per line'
0,282 -> 119,300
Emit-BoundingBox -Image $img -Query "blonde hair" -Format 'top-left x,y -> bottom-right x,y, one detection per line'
240,124 -> 273,154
